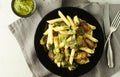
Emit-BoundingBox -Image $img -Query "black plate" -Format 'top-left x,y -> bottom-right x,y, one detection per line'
34,7 -> 104,77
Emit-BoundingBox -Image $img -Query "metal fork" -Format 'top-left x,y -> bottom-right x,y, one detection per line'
104,10 -> 120,68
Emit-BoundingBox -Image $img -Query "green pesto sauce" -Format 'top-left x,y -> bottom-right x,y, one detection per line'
13,0 -> 34,16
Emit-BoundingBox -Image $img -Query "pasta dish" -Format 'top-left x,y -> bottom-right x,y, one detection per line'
40,11 -> 98,71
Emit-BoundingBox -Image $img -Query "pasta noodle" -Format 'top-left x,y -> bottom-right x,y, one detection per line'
58,11 -> 71,26
47,18 -> 63,24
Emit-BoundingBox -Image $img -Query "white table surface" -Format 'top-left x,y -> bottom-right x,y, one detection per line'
0,0 -> 32,77
0,0 -> 120,77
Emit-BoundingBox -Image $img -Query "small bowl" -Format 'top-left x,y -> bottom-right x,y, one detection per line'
11,0 -> 36,17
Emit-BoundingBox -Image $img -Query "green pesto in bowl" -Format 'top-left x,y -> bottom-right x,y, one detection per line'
12,0 -> 35,17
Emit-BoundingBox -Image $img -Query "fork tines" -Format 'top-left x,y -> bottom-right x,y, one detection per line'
111,10 -> 120,30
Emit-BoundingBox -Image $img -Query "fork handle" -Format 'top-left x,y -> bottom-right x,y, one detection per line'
104,31 -> 113,49
107,38 -> 114,68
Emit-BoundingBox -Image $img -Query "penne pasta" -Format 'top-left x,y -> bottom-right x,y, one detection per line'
67,15 -> 77,30
64,46 -> 69,57
69,49 -> 76,64
48,24 -> 54,44
47,18 -> 63,24
59,30 -> 76,35
67,15 -> 75,26
80,47 -> 95,54
73,15 -> 80,25
52,26 -> 69,31
85,33 -> 98,42
43,29 -> 48,35
54,37 -> 59,48
88,24 -> 96,30
59,41 -> 65,48
58,11 -> 71,26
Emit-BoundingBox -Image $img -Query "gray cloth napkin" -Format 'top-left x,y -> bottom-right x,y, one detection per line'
9,0 -> 120,77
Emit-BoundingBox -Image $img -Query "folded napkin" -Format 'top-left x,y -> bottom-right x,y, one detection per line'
9,0 -> 120,77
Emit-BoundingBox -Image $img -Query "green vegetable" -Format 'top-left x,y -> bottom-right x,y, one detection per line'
48,44 -> 54,51
61,61 -> 70,68
68,63 -> 78,71
54,53 -> 64,62
53,21 -> 66,26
